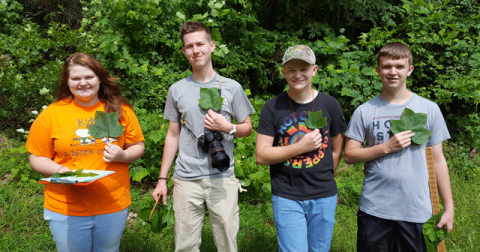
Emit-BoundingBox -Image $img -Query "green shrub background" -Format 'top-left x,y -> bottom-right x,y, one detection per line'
1,0 -> 479,190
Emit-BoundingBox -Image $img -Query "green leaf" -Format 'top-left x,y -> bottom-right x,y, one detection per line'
130,166 -> 150,182
305,110 -> 327,130
422,212 -> 448,252
88,111 -> 125,140
390,108 -> 433,145
199,87 -> 224,111
52,169 -> 99,178
139,198 -> 174,233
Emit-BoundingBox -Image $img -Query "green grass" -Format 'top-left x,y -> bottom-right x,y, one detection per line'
1,142 -> 479,251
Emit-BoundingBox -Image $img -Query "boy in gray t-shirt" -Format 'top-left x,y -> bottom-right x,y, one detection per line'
344,42 -> 454,252
151,21 -> 254,252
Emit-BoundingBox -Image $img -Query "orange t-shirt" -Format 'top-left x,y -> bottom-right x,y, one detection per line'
25,99 -> 144,216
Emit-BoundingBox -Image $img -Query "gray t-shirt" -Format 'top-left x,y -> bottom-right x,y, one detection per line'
346,93 -> 450,223
164,73 -> 255,180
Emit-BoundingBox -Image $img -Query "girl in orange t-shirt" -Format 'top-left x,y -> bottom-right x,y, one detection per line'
26,53 -> 144,252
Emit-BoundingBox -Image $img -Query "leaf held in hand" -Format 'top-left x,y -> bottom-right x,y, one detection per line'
305,110 -> 327,130
139,198 -> 175,233
199,87 -> 224,111
390,107 -> 433,145
88,111 -> 125,140
422,212 -> 448,252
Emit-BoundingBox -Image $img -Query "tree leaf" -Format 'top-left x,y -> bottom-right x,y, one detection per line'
130,166 -> 150,182
422,212 -> 448,252
199,87 -> 224,111
88,111 -> 125,140
139,198 -> 174,233
390,107 -> 433,145
305,110 -> 327,129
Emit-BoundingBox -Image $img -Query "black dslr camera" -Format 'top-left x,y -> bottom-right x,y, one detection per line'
198,128 -> 231,172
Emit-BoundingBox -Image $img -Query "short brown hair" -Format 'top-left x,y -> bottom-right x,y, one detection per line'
180,21 -> 211,45
377,42 -> 413,66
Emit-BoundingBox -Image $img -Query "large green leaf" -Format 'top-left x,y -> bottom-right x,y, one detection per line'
199,87 -> 224,111
139,198 -> 174,233
305,110 -> 327,129
390,107 -> 433,145
129,166 -> 150,182
422,212 -> 448,252
88,111 -> 125,140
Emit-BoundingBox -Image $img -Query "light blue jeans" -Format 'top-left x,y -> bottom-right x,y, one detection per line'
272,194 -> 337,252
44,207 -> 129,252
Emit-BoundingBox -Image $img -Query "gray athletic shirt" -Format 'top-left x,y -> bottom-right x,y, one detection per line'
345,93 -> 450,223
164,73 -> 255,180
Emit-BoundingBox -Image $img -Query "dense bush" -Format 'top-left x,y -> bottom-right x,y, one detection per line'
1,0 -> 479,188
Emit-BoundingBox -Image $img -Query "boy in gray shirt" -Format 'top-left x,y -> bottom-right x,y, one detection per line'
344,42 -> 454,251
151,21 -> 255,252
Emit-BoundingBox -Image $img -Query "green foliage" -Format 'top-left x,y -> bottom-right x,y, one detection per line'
130,107 -> 169,181
335,163 -> 363,206
139,197 -> 174,233
423,212 -> 448,252
1,0 -> 479,209
445,144 -> 479,181
305,110 -> 327,130
199,87 -> 224,111
7,146 -> 41,184
390,107 -> 433,145
250,0 -> 402,41
87,111 -> 125,140
233,95 -> 272,197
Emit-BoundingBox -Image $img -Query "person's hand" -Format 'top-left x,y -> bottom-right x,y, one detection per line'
298,129 -> 323,153
436,210 -> 454,232
57,166 -> 71,174
204,109 -> 230,133
152,180 -> 168,205
385,130 -> 415,153
103,142 -> 125,162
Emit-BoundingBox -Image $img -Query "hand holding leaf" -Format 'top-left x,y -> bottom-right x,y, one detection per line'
423,212 -> 448,252
199,87 -> 224,111
88,111 -> 125,142
390,107 -> 433,145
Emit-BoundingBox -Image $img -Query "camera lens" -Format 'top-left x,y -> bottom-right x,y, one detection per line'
200,129 -> 231,172
208,141 -> 230,172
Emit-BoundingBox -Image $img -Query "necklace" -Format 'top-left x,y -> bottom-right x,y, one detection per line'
287,89 -> 315,130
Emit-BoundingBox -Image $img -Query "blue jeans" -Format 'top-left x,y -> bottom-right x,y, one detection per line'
44,207 -> 129,252
272,194 -> 337,252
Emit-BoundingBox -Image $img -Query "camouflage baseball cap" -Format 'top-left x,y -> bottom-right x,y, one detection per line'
282,45 -> 316,65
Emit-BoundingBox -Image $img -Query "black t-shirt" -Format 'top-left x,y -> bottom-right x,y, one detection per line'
257,91 -> 347,200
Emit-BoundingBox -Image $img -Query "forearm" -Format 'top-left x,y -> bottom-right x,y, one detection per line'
256,142 -> 307,165
435,156 -> 454,213
331,133 -> 345,171
120,142 -> 145,163
344,141 -> 390,164
158,132 -> 179,179
29,154 -> 70,177
233,117 -> 253,138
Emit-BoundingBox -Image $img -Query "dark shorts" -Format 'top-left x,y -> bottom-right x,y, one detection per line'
357,210 -> 428,252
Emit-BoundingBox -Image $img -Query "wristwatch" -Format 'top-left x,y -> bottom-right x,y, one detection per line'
228,124 -> 236,136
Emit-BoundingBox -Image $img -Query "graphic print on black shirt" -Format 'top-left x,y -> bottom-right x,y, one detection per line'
277,111 -> 329,169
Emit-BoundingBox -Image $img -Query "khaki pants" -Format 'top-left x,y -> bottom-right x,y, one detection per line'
173,176 -> 239,252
